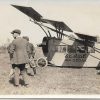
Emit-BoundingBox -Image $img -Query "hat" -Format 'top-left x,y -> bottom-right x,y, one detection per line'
23,36 -> 29,41
11,29 -> 21,34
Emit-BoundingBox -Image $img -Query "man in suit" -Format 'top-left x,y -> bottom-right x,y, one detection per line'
8,29 -> 30,87
23,36 -> 36,75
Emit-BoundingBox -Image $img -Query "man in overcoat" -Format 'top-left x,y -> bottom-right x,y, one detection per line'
8,29 -> 30,87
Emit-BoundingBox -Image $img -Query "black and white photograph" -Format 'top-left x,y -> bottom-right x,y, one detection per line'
0,0 -> 100,98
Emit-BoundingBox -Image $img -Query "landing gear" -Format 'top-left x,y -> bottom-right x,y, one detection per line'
36,57 -> 47,67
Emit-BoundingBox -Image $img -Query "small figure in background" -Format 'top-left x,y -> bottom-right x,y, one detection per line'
7,43 -> 15,78
23,36 -> 36,76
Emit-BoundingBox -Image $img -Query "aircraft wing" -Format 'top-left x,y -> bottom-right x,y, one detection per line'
75,32 -> 97,42
12,5 -> 73,32
42,19 -> 73,32
12,5 -> 42,21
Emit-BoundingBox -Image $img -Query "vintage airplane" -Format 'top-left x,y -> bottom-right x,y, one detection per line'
11,5 -> 100,68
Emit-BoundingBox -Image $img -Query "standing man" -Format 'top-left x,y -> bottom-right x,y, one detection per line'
8,29 -> 29,87
23,36 -> 36,75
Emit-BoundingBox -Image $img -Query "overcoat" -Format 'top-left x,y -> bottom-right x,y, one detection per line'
27,42 -> 35,58
8,37 -> 29,64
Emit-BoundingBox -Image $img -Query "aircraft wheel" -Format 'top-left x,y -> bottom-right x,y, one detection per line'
36,57 -> 47,67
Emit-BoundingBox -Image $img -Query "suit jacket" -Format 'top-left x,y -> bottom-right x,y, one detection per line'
8,37 -> 29,64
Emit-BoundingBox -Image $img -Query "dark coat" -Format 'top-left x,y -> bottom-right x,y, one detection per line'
27,42 -> 35,58
8,37 -> 30,64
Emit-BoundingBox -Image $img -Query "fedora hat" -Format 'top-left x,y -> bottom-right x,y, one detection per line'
23,36 -> 29,41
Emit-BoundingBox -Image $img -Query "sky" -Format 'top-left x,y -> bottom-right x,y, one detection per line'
0,0 -> 100,46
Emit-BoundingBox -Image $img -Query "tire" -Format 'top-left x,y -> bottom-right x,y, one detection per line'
36,57 -> 47,67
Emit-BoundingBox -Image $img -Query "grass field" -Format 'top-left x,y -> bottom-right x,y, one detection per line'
0,47 -> 100,95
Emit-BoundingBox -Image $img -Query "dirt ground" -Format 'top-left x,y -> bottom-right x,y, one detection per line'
0,48 -> 100,95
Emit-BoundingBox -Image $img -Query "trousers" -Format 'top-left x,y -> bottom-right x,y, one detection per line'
13,64 -> 29,86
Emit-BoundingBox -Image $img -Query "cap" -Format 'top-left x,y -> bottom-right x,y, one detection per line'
11,29 -> 21,34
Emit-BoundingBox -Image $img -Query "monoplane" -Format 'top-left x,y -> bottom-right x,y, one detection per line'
12,5 -> 100,68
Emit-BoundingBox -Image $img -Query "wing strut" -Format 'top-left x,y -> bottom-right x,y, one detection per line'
30,19 -> 48,37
